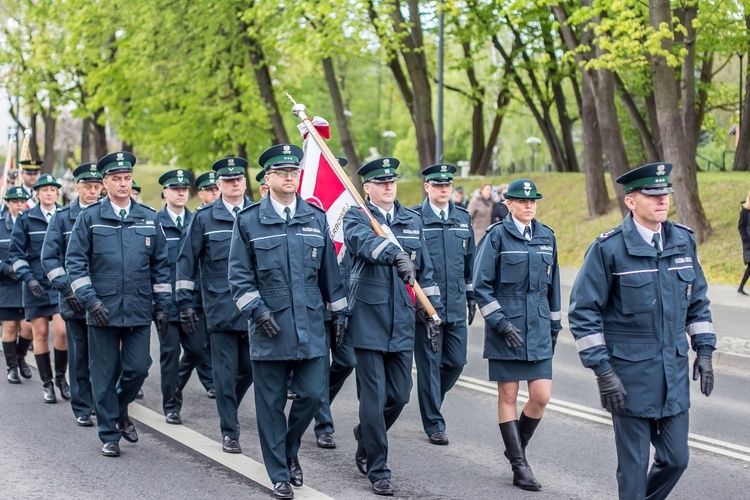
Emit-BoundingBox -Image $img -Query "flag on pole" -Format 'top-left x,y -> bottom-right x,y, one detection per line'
297,116 -> 358,261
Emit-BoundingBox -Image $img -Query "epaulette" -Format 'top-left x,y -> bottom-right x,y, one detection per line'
307,202 -> 326,214
401,206 -> 421,217
409,204 -> 422,214
538,221 -> 555,234
57,205 -> 71,213
138,202 -> 156,212
453,204 -> 469,214
672,222 -> 694,234
598,225 -> 622,240
485,220 -> 502,233
237,201 -> 259,215
195,203 -> 210,212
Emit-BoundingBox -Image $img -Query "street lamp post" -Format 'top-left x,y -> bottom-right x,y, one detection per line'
436,0 -> 445,163
382,130 -> 397,157
525,136 -> 542,171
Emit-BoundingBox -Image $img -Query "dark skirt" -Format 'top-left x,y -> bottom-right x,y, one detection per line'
488,358 -> 553,382
25,304 -> 59,321
0,307 -> 24,321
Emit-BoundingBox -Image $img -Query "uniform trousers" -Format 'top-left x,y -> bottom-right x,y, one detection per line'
211,331 -> 253,440
177,311 -> 213,393
612,410 -> 690,500
159,321 -> 204,414
89,325 -> 151,443
414,320 -> 467,435
252,357 -> 326,483
314,321 -> 357,437
65,317 -> 93,418
353,348 -> 413,483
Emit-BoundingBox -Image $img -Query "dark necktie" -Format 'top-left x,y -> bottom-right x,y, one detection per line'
523,226 -> 531,241
652,232 -> 661,253
176,215 -> 182,230
119,209 -> 126,220
45,212 -> 52,221
284,207 -> 291,223
385,213 -> 391,225
232,206 -> 240,218
440,210 -> 446,222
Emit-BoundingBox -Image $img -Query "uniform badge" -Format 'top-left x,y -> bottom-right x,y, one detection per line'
440,165 -> 447,172
657,164 -> 666,175
312,247 -> 318,259
523,181 -> 531,196
383,158 -> 390,166
411,251 -> 416,260
283,145 -> 291,154
116,153 -> 124,160
145,237 -> 151,248
463,239 -> 467,249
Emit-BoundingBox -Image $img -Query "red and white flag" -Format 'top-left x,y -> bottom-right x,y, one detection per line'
297,116 -> 358,261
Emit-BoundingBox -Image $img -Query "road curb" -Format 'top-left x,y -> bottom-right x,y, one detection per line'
713,350 -> 750,371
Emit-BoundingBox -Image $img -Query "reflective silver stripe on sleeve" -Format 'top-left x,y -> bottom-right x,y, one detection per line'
236,291 -> 260,311
12,259 -> 29,271
46,267 -> 67,281
686,321 -> 715,336
371,239 -> 391,260
153,284 -> 172,293
576,333 -> 605,352
421,286 -> 440,296
326,297 -> 348,312
71,277 -> 91,291
175,280 -> 195,291
480,300 -> 501,317
550,311 -> 562,321
466,283 -> 474,292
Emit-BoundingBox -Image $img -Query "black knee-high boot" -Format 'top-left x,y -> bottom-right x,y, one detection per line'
35,352 -> 57,403
499,421 -> 541,491
519,412 -> 542,451
739,264 -> 750,294
16,336 -> 32,379
54,349 -> 71,400
3,341 -> 20,384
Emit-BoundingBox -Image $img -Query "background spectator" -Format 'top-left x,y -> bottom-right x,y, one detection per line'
492,183 -> 509,223
738,190 -> 750,295
468,183 -> 494,243
452,185 -> 468,208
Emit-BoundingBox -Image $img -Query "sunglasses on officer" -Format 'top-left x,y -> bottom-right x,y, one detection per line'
268,169 -> 301,178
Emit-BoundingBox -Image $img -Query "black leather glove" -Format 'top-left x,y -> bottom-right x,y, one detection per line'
692,356 -> 714,397
332,316 -> 347,349
27,278 -> 46,298
64,290 -> 83,313
392,252 -> 415,285
155,310 -> 170,340
87,300 -> 109,327
596,369 -> 628,413
467,298 -> 477,325
179,307 -> 198,336
425,318 -> 440,353
498,321 -> 523,348
255,310 -> 281,338
0,263 -> 17,280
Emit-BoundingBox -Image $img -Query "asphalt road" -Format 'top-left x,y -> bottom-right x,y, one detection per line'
2,302 -> 749,500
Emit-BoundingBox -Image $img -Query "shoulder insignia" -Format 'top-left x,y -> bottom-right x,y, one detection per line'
453,204 -> 469,214
137,202 -> 156,212
307,202 -> 326,214
57,206 -> 71,213
409,205 -> 422,214
195,204 -> 209,212
539,221 -> 555,234
238,201 -> 259,215
598,225 -> 622,239
485,221 -> 502,233
401,206 -> 421,217
672,222 -> 694,234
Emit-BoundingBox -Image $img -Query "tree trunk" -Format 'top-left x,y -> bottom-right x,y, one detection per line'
247,38 -> 288,144
680,5 -> 699,167
42,111 -> 56,174
595,68 -> 629,216
551,77 -> 579,172
581,70 -> 610,217
694,54 -> 713,150
476,75 -> 511,175
650,0 -> 711,243
645,92 -> 664,159
29,112 -> 41,161
735,25 -> 750,171
322,56 -> 362,191
121,141 -> 134,153
81,118 -> 92,163
92,109 -> 108,159
615,75 -> 660,163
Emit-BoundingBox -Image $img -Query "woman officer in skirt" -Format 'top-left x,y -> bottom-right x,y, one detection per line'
1,186 -> 34,383
472,178 -> 562,491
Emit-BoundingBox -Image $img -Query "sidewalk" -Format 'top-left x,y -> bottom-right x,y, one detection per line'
558,266 -> 750,371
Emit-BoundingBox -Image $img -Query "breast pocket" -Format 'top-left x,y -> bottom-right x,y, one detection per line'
252,237 -> 285,271
399,237 -> 421,262
302,236 -> 325,269
676,267 -> 696,308
500,253 -> 528,284
618,272 -> 656,315
133,226 -> 156,255
539,253 -> 553,285
92,226 -> 119,254
451,229 -> 471,255
207,232 -> 232,260
29,233 -> 46,258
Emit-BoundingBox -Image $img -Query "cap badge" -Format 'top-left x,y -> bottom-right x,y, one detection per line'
440,165 -> 447,172
228,158 -> 235,166
228,167 -> 234,171
657,164 -> 666,175
384,168 -> 391,174
523,181 -> 531,196
116,153 -> 124,160
283,145 -> 291,154
383,158 -> 390,166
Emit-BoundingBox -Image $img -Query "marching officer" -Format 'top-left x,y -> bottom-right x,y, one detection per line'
228,144 -> 348,499
568,163 -> 716,499
343,158 -> 441,496
41,163 -> 103,426
175,171 -> 219,401
18,159 -> 42,208
66,151 -> 171,457
1,186 -> 34,384
256,168 -> 269,198
10,173 -> 69,404
175,158 -> 254,454
412,163 -> 475,445
155,168 -> 202,425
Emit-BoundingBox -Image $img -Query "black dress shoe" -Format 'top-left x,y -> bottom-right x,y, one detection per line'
101,441 -> 120,457
116,418 -> 138,443
77,415 -> 94,427
428,431 -> 449,445
43,382 -> 57,403
135,388 -> 144,399
222,435 -> 241,453
287,456 -> 303,487
55,375 -> 71,400
166,412 -> 182,425
372,478 -> 394,496
355,443 -> 368,475
316,433 -> 336,449
273,481 -> 294,499
739,288 -> 749,296
206,387 -> 216,399
18,359 -> 32,379
6,368 -> 20,384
